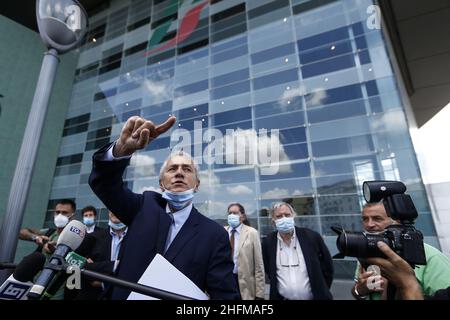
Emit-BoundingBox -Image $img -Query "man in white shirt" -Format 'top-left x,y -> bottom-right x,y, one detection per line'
262,202 -> 333,300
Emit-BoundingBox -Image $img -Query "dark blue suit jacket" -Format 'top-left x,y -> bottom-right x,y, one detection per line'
262,227 -> 334,300
89,143 -> 239,300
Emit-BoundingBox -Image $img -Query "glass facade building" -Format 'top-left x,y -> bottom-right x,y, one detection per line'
45,0 -> 439,275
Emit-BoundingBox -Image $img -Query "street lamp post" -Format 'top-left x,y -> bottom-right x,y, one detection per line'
0,0 -> 88,283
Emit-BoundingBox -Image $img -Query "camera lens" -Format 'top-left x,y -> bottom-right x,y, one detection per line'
336,231 -> 386,258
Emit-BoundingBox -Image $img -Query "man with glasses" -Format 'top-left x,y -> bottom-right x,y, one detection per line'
262,202 -> 333,300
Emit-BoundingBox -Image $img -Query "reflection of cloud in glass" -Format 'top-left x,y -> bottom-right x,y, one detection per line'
143,78 -> 174,102
278,85 -> 305,110
135,185 -> 161,194
261,187 -> 290,199
130,154 -> 156,177
216,128 -> 291,174
226,184 -> 253,195
307,87 -> 327,107
372,110 -> 405,133
198,171 -> 221,194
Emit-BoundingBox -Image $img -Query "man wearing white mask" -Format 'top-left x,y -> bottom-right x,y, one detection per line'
89,115 -> 239,300
19,199 -> 76,300
262,202 -> 333,300
20,199 -> 76,256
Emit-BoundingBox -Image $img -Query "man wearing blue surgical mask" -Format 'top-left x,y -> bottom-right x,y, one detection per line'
81,206 -> 104,234
89,115 -> 239,300
262,202 -> 334,300
225,203 -> 265,300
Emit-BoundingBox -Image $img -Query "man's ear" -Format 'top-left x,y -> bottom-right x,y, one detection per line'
194,179 -> 200,192
159,180 -> 165,192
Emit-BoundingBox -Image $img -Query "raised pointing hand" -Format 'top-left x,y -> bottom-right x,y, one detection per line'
113,115 -> 176,157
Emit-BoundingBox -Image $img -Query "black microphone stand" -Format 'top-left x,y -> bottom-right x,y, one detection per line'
30,261 -> 195,300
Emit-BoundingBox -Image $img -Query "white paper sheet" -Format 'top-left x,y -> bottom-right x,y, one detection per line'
127,254 -> 209,300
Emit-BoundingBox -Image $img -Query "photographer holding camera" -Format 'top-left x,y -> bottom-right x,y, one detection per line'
352,202 -> 450,300
334,181 -> 450,300
367,241 -> 450,300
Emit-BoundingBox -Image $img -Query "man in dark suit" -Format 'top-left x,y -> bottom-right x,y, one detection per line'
262,202 -> 334,300
88,115 -> 239,300
75,211 -> 128,300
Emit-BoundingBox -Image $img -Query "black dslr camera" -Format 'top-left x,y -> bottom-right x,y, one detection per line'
332,180 -> 426,267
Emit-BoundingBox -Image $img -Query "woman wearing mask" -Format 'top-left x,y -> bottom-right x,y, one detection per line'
225,203 -> 265,300
261,202 -> 334,300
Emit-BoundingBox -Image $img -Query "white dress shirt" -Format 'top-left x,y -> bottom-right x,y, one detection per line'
276,230 -> 313,300
86,225 -> 96,234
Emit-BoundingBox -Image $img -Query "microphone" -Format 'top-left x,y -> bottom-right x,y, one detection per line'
0,252 -> 46,300
27,220 -> 86,299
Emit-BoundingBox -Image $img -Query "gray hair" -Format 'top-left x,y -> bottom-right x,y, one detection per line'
270,202 -> 297,217
159,150 -> 200,182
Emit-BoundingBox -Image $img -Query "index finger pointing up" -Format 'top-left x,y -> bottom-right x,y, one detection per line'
155,116 -> 177,135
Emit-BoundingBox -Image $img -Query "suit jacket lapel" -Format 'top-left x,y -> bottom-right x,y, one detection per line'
156,211 -> 172,254
269,232 -> 278,279
164,207 -> 200,262
296,227 -> 313,277
238,225 -> 249,253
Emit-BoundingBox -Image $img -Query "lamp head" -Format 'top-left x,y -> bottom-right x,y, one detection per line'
36,0 -> 88,53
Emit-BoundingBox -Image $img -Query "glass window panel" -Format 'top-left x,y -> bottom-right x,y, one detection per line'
251,42 -> 295,65
314,156 -> 380,176
312,135 -> 374,158
255,111 -> 305,130
316,174 -> 359,195
301,53 -> 355,78
174,79 -> 208,98
283,143 -> 309,160
298,26 -> 350,51
260,162 -> 310,181
279,127 -> 307,144
260,178 -> 313,199
211,80 -> 250,100
176,103 -> 209,120
307,100 -> 366,124
309,115 -> 371,142
211,44 -> 248,65
305,83 -> 363,108
253,68 -> 298,90
299,40 -> 352,65
213,168 -> 255,184
321,215 -> 363,236
212,107 -> 251,126
211,68 -> 249,88
254,97 -> 303,118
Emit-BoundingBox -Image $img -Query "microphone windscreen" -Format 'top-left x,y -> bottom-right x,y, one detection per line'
13,252 -> 46,282
57,220 -> 86,251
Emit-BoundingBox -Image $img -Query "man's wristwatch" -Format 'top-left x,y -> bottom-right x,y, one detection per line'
31,235 -> 38,242
354,286 -> 367,300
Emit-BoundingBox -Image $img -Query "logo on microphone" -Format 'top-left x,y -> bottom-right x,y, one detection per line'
69,226 -> 85,238
0,283 -> 30,300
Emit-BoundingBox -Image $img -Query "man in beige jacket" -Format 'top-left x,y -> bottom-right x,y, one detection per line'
225,203 -> 265,300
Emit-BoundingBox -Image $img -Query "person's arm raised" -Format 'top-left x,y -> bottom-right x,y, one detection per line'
113,116 -> 176,157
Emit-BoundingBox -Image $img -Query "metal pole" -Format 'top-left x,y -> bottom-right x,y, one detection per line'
0,48 -> 59,283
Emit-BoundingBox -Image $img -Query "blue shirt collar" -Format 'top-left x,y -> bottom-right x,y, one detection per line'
165,202 -> 192,228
